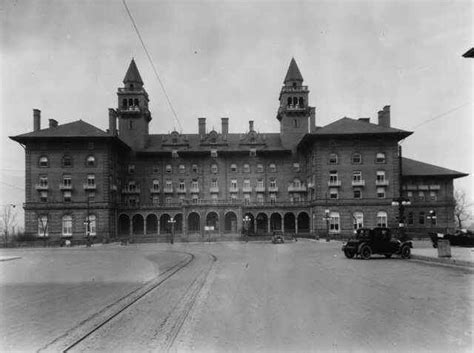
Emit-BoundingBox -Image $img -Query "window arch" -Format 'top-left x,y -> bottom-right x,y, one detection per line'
298,97 -> 304,107
353,212 -> 364,230
328,153 -> 338,164
376,211 -> 388,227
86,155 -> 95,167
62,215 -> 72,236
376,152 -> 386,163
39,156 -> 49,168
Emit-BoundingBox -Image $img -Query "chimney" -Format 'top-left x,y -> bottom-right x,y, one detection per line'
109,108 -> 117,135
33,109 -> 41,131
49,119 -> 58,128
198,117 -> 206,137
249,120 -> 254,132
221,117 -> 229,136
378,105 -> 391,127
309,107 -> 316,133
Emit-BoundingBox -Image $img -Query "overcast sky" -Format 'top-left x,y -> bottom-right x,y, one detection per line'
1,0 -> 472,225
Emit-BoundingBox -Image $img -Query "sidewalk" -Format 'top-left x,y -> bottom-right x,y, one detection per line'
411,245 -> 474,269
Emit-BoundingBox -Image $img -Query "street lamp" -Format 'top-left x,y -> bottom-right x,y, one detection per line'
392,197 -> 411,241
323,209 -> 330,242
243,215 -> 250,242
168,217 -> 176,244
427,210 -> 437,230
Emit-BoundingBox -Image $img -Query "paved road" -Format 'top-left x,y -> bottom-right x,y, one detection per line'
1,241 -> 472,352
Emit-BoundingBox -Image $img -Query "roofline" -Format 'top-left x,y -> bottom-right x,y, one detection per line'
402,173 -> 469,179
9,134 -> 131,150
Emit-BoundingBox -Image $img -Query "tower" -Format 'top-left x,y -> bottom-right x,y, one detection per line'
277,58 -> 314,150
116,58 -> 151,149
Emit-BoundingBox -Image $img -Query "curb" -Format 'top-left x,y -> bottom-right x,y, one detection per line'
410,254 -> 474,270
0,256 -> 21,262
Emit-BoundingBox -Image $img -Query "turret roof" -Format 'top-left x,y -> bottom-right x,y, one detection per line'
284,58 -> 304,83
123,58 -> 143,84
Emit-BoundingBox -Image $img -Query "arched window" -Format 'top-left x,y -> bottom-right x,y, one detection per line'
287,97 -> 292,106
376,152 -> 386,163
293,97 -> 298,106
39,156 -> 49,168
328,153 -> 338,164
230,164 -> 237,172
376,211 -> 388,227
329,212 -> 340,233
128,98 -> 133,107
86,155 -> 95,167
133,98 -> 139,106
211,164 -> 218,174
298,97 -> 304,107
152,179 -> 160,191
353,212 -> 364,230
269,163 -> 276,172
122,98 -> 127,109
62,215 -> 72,236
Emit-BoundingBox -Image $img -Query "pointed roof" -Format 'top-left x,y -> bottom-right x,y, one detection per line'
284,58 -> 303,83
123,58 -> 143,84
402,157 -> 468,178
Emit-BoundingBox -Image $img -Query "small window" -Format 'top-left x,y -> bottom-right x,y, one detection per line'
152,195 -> 160,205
39,176 -> 48,187
376,152 -> 386,163
86,156 -> 96,167
62,175 -> 71,187
430,191 -> 437,201
63,191 -> 72,202
128,164 -> 135,174
407,191 -> 413,199
293,163 -> 300,172
250,148 -> 257,157
129,120 -> 134,129
329,171 -> 338,183
328,153 -> 338,164
257,164 -> 264,173
211,149 -> 218,158
38,216 -> 49,237
211,164 -> 218,174
179,164 -> 185,173
179,180 -> 185,191
243,164 -> 250,173
419,212 -> 425,225
377,187 -> 385,199
329,188 -> 338,199
39,156 -> 49,168
418,191 -> 425,201
40,191 -> 48,202
269,163 -> 276,172
269,179 -> 277,188
329,212 -> 340,233
376,171 -> 386,182
353,171 -> 362,181
87,174 -> 95,186
352,153 -> 362,164
230,164 -> 237,172
353,189 -> 362,199
377,211 -> 388,227
166,164 -> 172,173
230,179 -> 238,190
62,156 -> 72,167
408,212 -> 414,225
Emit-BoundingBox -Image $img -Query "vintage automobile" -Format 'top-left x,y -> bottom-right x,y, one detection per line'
272,230 -> 285,244
342,227 -> 412,260
429,229 -> 474,248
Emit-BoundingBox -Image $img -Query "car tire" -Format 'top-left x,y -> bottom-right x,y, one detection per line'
400,245 -> 411,259
344,249 -> 355,259
360,245 -> 372,260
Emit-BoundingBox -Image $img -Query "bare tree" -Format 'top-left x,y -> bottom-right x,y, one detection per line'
454,189 -> 472,229
1,204 -> 17,246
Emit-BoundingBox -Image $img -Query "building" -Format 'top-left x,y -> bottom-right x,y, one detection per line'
10,58 -> 467,242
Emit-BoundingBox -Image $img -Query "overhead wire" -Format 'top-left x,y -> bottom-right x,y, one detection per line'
122,0 -> 183,132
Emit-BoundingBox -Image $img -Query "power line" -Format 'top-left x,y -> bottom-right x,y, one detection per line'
0,181 -> 24,191
410,101 -> 472,130
122,0 -> 183,132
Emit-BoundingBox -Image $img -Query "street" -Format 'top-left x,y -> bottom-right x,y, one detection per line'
1,240 -> 472,352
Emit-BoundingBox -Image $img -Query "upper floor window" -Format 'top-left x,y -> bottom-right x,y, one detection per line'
179,164 -> 185,174
230,179 -> 238,189
62,155 -> 72,167
250,148 -> 257,157
328,153 -> 338,165
179,180 -> 185,191
87,174 -> 95,186
230,164 -> 238,172
165,180 -> 173,188
430,191 -> 437,201
86,155 -> 96,167
192,164 -> 198,173
269,179 -> 277,188
408,212 -> 414,225
293,178 -> 301,187
269,163 -> 276,173
86,215 -> 96,236
418,191 -> 425,201
376,171 -> 386,182
419,211 -> 425,225
166,164 -> 172,173
243,164 -> 250,173
39,156 -> 49,168
211,149 -> 218,158
377,187 -> 386,199
62,215 -> 73,236
329,212 -> 340,233
191,180 -> 199,190
63,175 -> 72,186
152,179 -> 160,191
257,179 -> 264,188
153,165 -> 159,174
293,163 -> 300,172
329,171 -> 338,182
129,120 -> 134,130
376,152 -> 386,164
39,176 -> 48,187
211,179 -> 218,188
352,153 -> 362,164
211,164 -> 218,174
257,164 -> 264,173
329,188 -> 338,199
128,164 -> 135,174
353,171 -> 362,181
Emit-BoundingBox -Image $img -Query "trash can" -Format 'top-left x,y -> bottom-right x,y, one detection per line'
437,239 -> 451,258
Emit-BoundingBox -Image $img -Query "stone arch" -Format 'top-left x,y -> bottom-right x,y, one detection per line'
206,211 -> 219,231
297,212 -> 310,233
256,212 -> 268,234
188,212 -> 200,233
284,212 -> 296,233
118,214 -> 130,236
270,213 -> 282,232
160,214 -> 171,233
132,214 -> 144,235
224,211 -> 237,233
174,213 -> 183,233
146,214 -> 158,235
243,212 -> 255,235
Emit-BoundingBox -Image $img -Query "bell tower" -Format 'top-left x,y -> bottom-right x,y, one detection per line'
277,58 -> 315,151
116,58 -> 151,149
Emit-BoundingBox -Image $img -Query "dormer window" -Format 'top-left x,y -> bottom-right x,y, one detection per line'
39,156 -> 49,168
329,153 -> 338,165
86,156 -> 95,167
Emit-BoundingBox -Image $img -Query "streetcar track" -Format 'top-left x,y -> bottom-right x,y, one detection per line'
38,251 -> 195,353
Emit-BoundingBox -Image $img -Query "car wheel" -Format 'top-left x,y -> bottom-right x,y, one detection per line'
344,249 -> 355,259
432,243 -> 438,248
360,245 -> 372,260
384,254 -> 392,258
401,245 -> 411,259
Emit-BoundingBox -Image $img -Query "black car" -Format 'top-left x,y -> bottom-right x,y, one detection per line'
429,229 -> 474,248
342,227 -> 412,260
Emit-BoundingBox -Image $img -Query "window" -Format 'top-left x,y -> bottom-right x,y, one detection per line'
211,164 -> 218,174
129,120 -> 134,129
257,164 -> 264,173
329,171 -> 338,183
152,195 -> 159,205
329,212 -> 340,233
211,149 -> 218,158
172,150 -> 179,158
376,152 -> 386,163
269,163 -> 276,172
257,194 -> 264,204
408,212 -> 414,225
63,191 -> 72,202
293,119 -> 299,128
230,164 -> 237,172
352,153 -> 362,164
419,212 -> 425,225
39,176 -> 48,187
407,191 -> 413,199
86,155 -> 96,167
428,211 -> 437,225
87,174 -> 95,186
166,164 -> 172,173
211,179 -> 218,189
63,175 -> 71,187
243,179 -> 251,189
418,191 -> 425,201
39,156 -> 49,167
128,198 -> 137,207
293,163 -> 300,172
244,193 -> 251,204
293,178 -> 301,188
377,187 -> 385,198
328,153 -> 338,164
257,179 -> 264,189
153,165 -> 159,174
179,180 -> 185,191
62,215 -> 72,236
430,191 -> 437,201
128,181 -> 137,191
269,179 -> 277,189
376,211 -> 388,227
353,171 -> 362,182
166,180 -> 173,189
353,212 -> 364,230
243,164 -> 250,173
152,179 -> 160,191
353,189 -> 362,199
192,164 -> 198,173
230,179 -> 238,190
128,164 -> 135,174
179,164 -> 185,174
38,216 -> 49,237
329,188 -> 338,199
250,148 -> 256,157
62,156 -> 72,167
191,180 -> 199,191
40,191 -> 48,202
376,171 -> 386,182
270,193 -> 277,204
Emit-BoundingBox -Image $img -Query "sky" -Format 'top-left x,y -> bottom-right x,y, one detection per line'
1,0 -> 472,229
